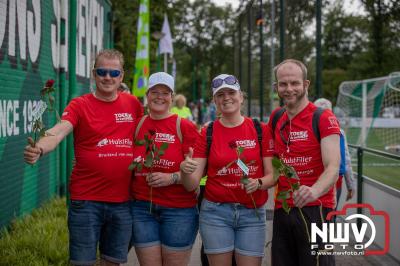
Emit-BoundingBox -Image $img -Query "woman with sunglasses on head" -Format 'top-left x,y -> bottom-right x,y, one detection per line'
130,72 -> 200,266
180,74 -> 275,266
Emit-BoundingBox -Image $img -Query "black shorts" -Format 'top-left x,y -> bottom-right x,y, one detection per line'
272,206 -> 335,266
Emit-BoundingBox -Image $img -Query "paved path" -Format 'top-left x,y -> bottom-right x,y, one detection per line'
123,194 -> 398,266
123,218 -> 398,265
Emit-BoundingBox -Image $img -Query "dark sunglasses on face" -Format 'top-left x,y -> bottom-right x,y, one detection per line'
211,75 -> 238,89
95,68 -> 122,78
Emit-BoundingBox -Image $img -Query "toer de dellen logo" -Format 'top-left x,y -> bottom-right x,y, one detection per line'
310,203 -> 390,256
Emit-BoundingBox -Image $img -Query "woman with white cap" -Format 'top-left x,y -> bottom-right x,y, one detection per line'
130,72 -> 200,266
180,74 -> 274,266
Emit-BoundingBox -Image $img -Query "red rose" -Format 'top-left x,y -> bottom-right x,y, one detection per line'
148,129 -> 156,136
228,140 -> 237,149
45,79 -> 55,87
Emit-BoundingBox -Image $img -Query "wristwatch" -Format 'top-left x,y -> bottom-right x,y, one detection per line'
171,173 -> 179,184
257,178 -> 263,190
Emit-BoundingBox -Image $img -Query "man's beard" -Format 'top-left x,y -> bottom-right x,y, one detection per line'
280,87 -> 307,108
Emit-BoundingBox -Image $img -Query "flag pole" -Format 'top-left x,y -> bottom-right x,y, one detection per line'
164,53 -> 168,72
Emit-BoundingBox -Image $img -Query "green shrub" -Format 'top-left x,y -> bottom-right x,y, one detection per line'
0,197 -> 69,266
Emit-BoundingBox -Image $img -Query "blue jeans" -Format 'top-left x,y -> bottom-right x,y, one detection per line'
199,199 -> 266,257
68,200 -> 132,265
131,200 -> 199,250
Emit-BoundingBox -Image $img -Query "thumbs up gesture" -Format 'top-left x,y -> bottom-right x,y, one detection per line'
180,147 -> 198,174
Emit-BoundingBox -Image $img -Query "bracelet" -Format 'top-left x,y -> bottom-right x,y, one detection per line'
171,173 -> 179,184
257,179 -> 263,190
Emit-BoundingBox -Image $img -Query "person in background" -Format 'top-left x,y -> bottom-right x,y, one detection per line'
171,94 -> 194,121
314,98 -> 355,208
24,49 -> 143,266
180,74 -> 273,266
265,59 -> 340,266
119,82 -> 131,94
130,72 -> 200,266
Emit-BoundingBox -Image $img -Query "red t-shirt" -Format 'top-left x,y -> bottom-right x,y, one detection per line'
62,92 -> 143,202
131,114 -> 200,208
194,117 -> 269,208
265,102 -> 340,209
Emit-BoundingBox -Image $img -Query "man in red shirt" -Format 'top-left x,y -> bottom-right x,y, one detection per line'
23,49 -> 143,266
265,59 -> 340,266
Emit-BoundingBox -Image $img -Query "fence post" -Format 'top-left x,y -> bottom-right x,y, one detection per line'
357,146 -> 363,230
259,0 -> 264,121
247,4 -> 252,117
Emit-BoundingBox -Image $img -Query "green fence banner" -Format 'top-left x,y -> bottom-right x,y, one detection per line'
133,0 -> 150,97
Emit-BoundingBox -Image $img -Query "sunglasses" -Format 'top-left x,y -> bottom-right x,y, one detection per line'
95,68 -> 122,78
211,75 -> 238,89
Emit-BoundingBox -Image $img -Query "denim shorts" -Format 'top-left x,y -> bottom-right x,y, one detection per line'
199,199 -> 266,257
131,200 -> 199,250
68,200 -> 132,265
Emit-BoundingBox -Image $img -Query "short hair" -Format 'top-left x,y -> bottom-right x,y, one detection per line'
94,49 -> 124,69
174,94 -> 187,106
274,59 -> 308,81
314,98 -> 332,110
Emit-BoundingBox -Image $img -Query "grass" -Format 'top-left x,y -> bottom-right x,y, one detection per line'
0,197 -> 69,266
346,127 -> 400,190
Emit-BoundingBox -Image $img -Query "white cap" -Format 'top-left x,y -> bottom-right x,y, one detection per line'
148,72 -> 174,92
314,98 -> 332,110
212,74 -> 240,95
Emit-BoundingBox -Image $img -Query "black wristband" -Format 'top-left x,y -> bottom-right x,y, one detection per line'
257,178 -> 263,190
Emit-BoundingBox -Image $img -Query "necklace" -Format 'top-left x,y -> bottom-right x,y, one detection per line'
286,119 -> 292,153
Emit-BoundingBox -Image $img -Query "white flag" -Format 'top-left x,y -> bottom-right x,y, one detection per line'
159,14 -> 173,55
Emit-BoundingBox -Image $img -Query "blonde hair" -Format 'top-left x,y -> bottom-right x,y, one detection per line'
174,94 -> 187,107
274,59 -> 308,81
94,49 -> 124,69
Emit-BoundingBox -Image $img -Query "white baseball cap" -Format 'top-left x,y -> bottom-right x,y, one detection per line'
211,74 -> 240,96
148,72 -> 175,92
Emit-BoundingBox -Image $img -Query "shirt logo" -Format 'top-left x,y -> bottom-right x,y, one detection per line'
216,165 -> 259,176
155,133 -> 175,143
289,131 -> 308,141
97,138 -> 133,148
235,139 -> 256,149
132,156 -> 175,169
328,116 -> 339,128
114,113 -> 134,123
282,156 -> 312,166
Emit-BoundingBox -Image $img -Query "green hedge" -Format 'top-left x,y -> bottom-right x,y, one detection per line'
0,197 -> 68,266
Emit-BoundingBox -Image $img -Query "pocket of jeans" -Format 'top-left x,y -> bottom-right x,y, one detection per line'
201,199 -> 219,212
70,200 -> 86,209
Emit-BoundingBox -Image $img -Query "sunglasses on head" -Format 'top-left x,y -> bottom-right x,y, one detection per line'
95,68 -> 122,78
211,75 -> 238,89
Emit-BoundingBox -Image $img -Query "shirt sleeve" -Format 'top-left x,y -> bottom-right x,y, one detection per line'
180,118 -> 200,155
61,97 -> 80,127
319,109 -> 341,139
134,97 -> 144,119
193,125 -> 208,158
262,122 -> 274,157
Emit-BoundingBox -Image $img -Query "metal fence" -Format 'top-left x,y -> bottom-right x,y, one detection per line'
346,144 -> 400,262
